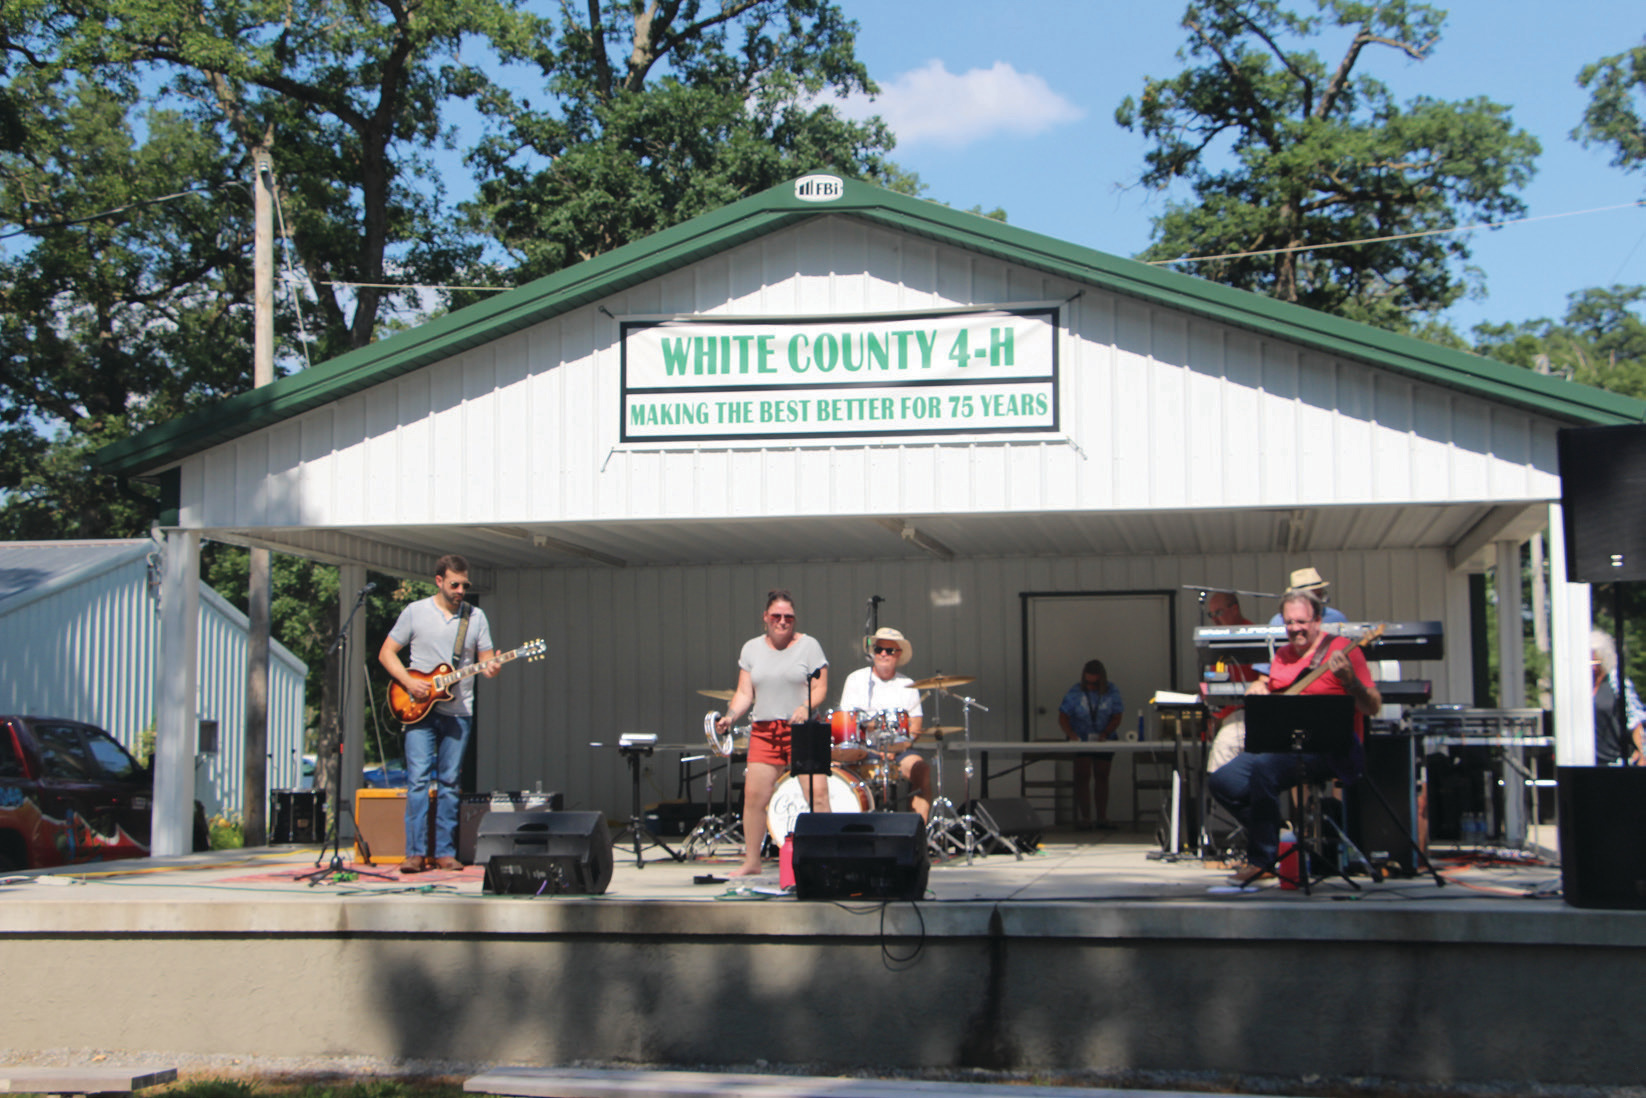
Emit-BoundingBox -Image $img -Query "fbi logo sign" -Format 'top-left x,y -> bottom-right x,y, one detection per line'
794,174 -> 845,202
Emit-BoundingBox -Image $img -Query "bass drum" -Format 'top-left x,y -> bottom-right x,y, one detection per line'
765,764 -> 874,844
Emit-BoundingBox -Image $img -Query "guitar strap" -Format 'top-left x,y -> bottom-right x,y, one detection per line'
451,601 -> 472,666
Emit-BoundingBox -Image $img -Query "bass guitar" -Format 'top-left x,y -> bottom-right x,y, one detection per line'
1282,624 -> 1386,695
388,638 -> 547,725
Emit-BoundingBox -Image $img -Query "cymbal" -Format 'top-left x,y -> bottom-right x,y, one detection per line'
921,725 -> 966,736
697,688 -> 735,701
914,674 -> 975,691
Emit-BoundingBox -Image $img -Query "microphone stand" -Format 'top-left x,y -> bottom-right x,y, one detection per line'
300,583 -> 392,884
802,665 -> 826,814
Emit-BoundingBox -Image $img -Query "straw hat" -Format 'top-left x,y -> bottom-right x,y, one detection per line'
864,627 -> 914,668
1289,566 -> 1329,592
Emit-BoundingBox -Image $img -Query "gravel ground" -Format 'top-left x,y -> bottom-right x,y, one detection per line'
6,1050 -> 1646,1098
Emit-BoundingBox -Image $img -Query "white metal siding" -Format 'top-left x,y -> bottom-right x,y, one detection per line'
0,557 -> 307,818
473,548 -> 1468,820
174,218 -> 1563,532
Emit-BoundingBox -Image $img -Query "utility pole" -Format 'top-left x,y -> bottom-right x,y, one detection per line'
244,147 -> 274,847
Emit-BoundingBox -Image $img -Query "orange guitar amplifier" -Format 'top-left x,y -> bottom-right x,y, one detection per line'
354,788 -> 434,864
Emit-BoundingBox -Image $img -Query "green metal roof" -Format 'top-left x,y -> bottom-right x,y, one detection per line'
96,175 -> 1646,478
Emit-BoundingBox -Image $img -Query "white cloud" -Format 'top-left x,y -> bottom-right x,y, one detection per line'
837,59 -> 1084,149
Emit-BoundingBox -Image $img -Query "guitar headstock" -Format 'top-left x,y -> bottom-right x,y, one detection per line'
522,638 -> 547,661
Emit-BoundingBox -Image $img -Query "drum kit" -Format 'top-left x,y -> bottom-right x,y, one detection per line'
684,675 -> 1017,862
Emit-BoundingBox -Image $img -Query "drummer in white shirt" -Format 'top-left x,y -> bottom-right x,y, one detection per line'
837,627 -> 933,821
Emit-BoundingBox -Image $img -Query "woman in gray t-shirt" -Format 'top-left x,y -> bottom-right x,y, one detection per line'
716,589 -> 828,877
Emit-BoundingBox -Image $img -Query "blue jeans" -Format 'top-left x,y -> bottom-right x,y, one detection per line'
403,712 -> 471,858
1209,751 -> 1337,870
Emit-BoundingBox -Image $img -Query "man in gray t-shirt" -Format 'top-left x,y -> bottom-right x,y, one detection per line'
379,554 -> 497,873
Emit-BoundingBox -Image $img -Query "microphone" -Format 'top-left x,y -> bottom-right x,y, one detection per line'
807,666 -> 824,680
359,582 -> 377,595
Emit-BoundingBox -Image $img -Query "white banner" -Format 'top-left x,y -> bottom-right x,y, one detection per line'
621,307 -> 1058,442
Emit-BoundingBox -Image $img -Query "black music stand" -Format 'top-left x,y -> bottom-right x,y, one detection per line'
1243,694 -> 1365,894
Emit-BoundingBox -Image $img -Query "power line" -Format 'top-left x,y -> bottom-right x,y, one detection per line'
0,185 -> 225,240
313,278 -> 512,293
1145,200 -> 1646,267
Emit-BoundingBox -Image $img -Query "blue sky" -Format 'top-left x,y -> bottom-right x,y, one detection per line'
829,0 -> 1645,337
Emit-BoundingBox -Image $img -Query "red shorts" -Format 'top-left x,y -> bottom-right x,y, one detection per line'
747,720 -> 792,767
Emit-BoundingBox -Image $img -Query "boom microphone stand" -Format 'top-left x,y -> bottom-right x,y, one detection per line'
300,582 -> 392,885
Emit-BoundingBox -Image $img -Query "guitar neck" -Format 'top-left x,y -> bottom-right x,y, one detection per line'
434,647 -> 521,690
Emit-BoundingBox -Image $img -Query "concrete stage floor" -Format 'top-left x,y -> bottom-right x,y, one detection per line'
3,825 -> 1643,1091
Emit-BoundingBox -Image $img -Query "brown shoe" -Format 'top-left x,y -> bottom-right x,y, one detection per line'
399,855 -> 427,874
432,856 -> 463,871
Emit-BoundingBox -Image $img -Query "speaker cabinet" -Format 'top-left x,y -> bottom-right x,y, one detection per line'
1558,766 -> 1646,909
791,812 -> 929,900
271,789 -> 325,844
1349,735 -> 1423,875
963,797 -> 1045,853
457,791 -> 564,864
354,788 -> 416,863
476,811 -> 614,895
1558,424 -> 1646,582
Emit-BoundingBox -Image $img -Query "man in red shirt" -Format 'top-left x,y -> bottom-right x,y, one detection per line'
1209,590 -> 1381,887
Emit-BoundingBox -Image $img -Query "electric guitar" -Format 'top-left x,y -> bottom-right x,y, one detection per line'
1282,624 -> 1387,695
388,639 -> 547,725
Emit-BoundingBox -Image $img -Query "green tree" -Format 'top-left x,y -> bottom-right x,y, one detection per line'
1473,286 -> 1646,401
465,0 -> 911,286
1115,0 -> 1539,331
10,0 -> 536,360
0,75 -> 251,538
1575,40 -> 1646,188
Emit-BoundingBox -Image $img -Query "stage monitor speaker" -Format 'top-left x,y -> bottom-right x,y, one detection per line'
791,812 -> 929,900
1558,424 -> 1646,582
1557,766 -> 1646,909
458,790 -> 564,864
271,788 -> 325,844
1349,735 -> 1422,875
476,811 -> 614,895
963,797 -> 1044,853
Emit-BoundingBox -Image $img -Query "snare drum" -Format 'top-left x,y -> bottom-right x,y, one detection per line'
829,707 -> 870,762
765,764 -> 874,844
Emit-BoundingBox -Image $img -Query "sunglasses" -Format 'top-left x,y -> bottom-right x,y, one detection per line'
767,613 -> 795,622
446,581 -> 472,590
873,645 -> 900,655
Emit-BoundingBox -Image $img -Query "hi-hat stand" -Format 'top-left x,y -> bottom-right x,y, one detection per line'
610,735 -> 685,868
924,681 -> 1017,862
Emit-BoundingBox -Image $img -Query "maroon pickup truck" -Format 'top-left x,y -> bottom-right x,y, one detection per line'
0,715 -> 163,870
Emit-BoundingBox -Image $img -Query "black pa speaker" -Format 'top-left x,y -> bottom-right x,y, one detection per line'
1558,766 -> 1646,909
1349,735 -> 1421,875
271,788 -> 325,843
476,811 -> 614,895
1558,424 -> 1646,583
791,812 -> 929,900
964,797 -> 1044,853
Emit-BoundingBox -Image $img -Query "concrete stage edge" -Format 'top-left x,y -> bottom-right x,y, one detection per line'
2,854 -> 1643,1089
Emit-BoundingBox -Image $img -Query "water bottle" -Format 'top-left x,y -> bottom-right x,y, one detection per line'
1278,828 -> 1299,890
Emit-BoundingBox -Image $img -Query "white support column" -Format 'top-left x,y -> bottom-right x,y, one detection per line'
154,530 -> 200,856
1548,503 -> 1595,765
338,564 -> 368,840
1496,540 -> 1526,709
